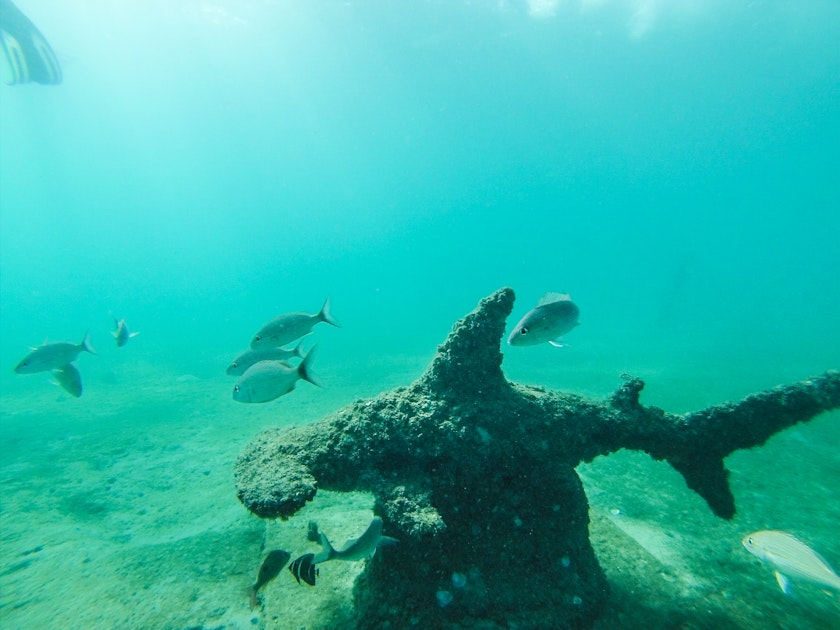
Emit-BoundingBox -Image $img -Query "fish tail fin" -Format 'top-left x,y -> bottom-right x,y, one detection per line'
298,346 -> 323,388
0,0 -> 62,86
81,331 -> 97,355
313,532 -> 335,563
247,584 -> 259,609
319,297 -> 341,328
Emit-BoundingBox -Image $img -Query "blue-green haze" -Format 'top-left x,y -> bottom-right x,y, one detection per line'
1,1 -> 838,628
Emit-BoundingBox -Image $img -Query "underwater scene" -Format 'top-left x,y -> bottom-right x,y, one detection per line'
1,1 -> 838,628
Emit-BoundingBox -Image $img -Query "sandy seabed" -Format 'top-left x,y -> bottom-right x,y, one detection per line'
1,353 -> 838,629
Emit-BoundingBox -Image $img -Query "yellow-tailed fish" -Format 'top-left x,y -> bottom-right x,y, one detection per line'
742,530 -> 840,595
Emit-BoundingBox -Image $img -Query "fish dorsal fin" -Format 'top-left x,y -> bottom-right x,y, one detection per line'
537,292 -> 571,307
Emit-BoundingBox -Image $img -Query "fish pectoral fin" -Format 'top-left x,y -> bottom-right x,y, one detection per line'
0,0 -> 62,85
549,339 -> 567,348
774,571 -> 792,595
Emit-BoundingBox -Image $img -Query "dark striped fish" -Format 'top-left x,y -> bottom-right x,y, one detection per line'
288,553 -> 319,586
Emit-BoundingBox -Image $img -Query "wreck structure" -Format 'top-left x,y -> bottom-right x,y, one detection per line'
235,288 -> 839,628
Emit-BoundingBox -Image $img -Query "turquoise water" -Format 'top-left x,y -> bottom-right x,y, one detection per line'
1,1 -> 838,628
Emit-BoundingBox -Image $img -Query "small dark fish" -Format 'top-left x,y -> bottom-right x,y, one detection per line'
289,553 -> 319,586
248,549 -> 291,609
112,318 -> 139,347
53,363 -> 82,397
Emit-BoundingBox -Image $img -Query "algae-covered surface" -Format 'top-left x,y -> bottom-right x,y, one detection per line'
231,289 -> 840,628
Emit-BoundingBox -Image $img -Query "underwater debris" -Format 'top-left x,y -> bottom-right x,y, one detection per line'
235,288 -> 839,628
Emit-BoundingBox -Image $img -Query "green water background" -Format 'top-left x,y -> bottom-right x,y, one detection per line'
1,1 -> 838,628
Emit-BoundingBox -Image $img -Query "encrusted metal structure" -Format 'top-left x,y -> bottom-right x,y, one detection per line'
235,288 -> 839,628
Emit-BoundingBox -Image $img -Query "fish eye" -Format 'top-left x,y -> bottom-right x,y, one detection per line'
519,327 -> 528,335
747,537 -> 753,545
234,386 -> 239,392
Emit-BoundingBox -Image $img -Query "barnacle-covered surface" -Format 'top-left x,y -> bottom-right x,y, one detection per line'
235,288 -> 840,628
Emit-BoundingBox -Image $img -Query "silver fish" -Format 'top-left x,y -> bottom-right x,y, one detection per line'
507,292 -> 579,347
226,341 -> 305,376
112,318 -> 139,347
314,516 -> 397,563
742,530 -> 840,594
52,364 -> 82,398
14,333 -> 96,374
232,347 -> 321,403
250,297 -> 340,350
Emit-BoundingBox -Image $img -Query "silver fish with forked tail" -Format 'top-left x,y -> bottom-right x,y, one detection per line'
14,332 -> 96,374
226,340 -> 305,376
313,516 -> 397,563
250,297 -> 340,350
742,530 -> 840,595
232,347 -> 321,403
